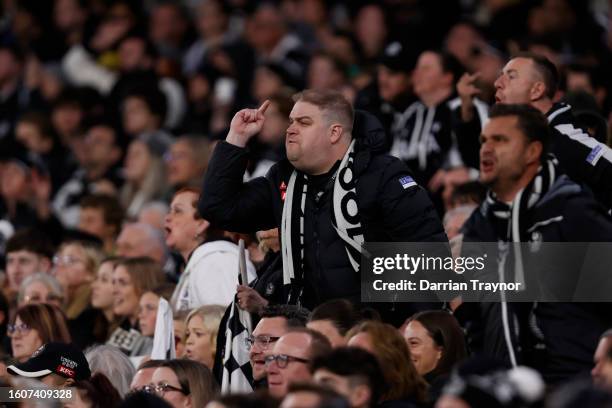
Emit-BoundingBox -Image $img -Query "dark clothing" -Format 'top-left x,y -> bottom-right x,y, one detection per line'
378,397 -> 423,408
199,111 -> 447,313
388,95 -> 480,185
40,144 -> 75,196
52,165 -> 123,228
455,101 -> 612,208
251,251 -> 285,305
546,103 -> 612,208
354,87 -> 415,152
68,307 -> 109,350
460,172 -> 612,383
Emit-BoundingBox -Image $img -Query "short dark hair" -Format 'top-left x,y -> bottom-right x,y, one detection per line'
123,86 -> 167,123
209,391 -> 279,408
514,52 -> 559,99
488,103 -> 551,159
426,50 -> 465,84
284,327 -> 332,362
80,194 -> 125,236
261,304 -> 310,328
309,299 -> 361,336
312,347 -> 387,407
286,382 -> 347,406
17,111 -> 56,142
6,228 -> 54,258
73,372 -> 122,408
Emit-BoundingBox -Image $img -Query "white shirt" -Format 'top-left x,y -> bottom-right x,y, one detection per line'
171,241 -> 257,311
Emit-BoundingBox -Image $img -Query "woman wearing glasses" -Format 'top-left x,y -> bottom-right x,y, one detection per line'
17,272 -> 64,308
52,240 -> 107,348
150,359 -> 218,408
8,303 -> 71,362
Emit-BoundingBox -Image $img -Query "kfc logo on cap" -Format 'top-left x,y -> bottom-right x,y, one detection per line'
56,365 -> 75,378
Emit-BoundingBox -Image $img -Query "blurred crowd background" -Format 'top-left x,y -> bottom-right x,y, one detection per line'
0,0 -> 612,407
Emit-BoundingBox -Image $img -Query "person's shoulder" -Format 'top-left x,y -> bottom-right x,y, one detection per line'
534,175 -> 612,229
366,153 -> 419,187
536,175 -> 593,212
460,202 -> 493,240
547,102 -> 575,127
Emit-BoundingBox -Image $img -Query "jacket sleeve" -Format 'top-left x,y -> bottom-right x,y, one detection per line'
198,141 -> 278,232
451,98 -> 488,170
379,159 -> 448,242
552,124 -> 612,208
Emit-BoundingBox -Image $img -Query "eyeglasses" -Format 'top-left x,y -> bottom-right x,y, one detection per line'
7,323 -> 31,336
264,354 -> 309,369
52,255 -> 84,267
23,294 -> 63,304
143,383 -> 188,396
244,334 -> 280,351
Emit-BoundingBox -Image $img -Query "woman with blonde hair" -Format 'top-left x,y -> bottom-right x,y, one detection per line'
51,240 -> 105,348
151,359 -> 218,408
184,305 -> 225,368
347,320 -> 428,407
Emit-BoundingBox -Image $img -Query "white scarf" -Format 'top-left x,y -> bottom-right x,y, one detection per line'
281,140 -> 364,288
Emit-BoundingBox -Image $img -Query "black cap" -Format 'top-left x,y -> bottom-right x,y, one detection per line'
379,41 -> 418,73
7,342 -> 91,381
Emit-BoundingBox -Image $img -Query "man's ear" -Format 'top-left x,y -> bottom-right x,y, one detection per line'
63,378 -> 75,387
526,141 -> 543,165
329,124 -> 345,144
350,384 -> 372,408
530,81 -> 547,101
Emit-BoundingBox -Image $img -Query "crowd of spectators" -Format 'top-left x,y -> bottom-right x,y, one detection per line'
1,0 -> 612,407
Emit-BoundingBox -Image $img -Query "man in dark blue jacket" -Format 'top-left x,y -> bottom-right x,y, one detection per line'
199,90 -> 447,320
459,103 -> 612,383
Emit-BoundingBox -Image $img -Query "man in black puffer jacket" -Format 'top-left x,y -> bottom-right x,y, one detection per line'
458,104 -> 612,384
199,89 -> 447,323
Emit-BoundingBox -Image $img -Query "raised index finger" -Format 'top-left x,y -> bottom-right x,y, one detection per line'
258,99 -> 271,115
469,72 -> 482,81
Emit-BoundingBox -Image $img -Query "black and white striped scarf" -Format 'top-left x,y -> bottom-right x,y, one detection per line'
281,140 -> 364,296
481,158 -> 557,292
